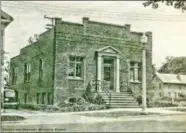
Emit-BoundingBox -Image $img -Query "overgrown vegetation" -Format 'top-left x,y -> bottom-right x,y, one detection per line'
20,91 -> 108,112
82,92 -> 105,105
79,111 -> 157,118
1,115 -> 26,121
158,56 -> 186,74
143,0 -> 186,12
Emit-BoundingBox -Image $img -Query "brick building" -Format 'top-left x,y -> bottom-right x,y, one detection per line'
10,17 -> 153,106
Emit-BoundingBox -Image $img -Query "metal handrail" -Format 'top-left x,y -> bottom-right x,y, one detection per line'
91,80 -> 111,107
102,88 -> 111,107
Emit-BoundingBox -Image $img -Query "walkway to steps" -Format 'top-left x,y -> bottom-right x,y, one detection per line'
99,91 -> 139,108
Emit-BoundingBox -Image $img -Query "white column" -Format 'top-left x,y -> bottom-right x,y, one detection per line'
116,57 -> 120,92
97,54 -> 102,92
127,59 -> 130,82
134,63 -> 138,82
142,45 -> 147,112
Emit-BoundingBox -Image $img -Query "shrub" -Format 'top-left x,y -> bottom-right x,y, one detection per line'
82,91 -> 95,103
136,95 -> 150,107
77,97 -> 87,105
19,104 -> 60,112
150,101 -> 177,107
58,104 -> 106,112
82,92 -> 105,105
69,97 -> 77,104
93,95 -> 105,105
57,101 -> 70,108
178,93 -> 186,98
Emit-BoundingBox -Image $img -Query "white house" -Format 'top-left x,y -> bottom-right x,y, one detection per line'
1,10 -> 13,93
152,73 -> 186,99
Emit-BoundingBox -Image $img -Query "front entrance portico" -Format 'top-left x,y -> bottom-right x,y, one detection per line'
96,46 -> 121,93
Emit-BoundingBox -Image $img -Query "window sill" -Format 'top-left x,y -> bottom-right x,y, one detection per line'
129,80 -> 142,84
24,81 -> 30,84
68,77 -> 84,81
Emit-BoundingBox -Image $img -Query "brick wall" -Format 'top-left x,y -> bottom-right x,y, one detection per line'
53,18 -> 153,104
9,17 -> 153,106
9,29 -> 54,105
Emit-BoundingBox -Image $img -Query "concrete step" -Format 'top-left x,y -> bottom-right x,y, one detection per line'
104,100 -> 138,103
109,106 -> 140,108
103,97 -> 136,100
99,92 -> 139,108
106,103 -> 139,106
100,93 -> 132,96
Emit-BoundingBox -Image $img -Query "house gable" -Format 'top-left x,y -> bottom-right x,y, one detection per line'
1,10 -> 14,27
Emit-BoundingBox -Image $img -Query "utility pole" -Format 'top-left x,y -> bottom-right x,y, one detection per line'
44,15 -> 55,29
141,32 -> 148,113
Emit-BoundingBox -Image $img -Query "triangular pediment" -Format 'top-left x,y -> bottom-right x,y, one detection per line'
96,46 -> 121,54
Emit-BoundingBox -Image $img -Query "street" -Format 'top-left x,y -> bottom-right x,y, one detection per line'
2,113 -> 186,132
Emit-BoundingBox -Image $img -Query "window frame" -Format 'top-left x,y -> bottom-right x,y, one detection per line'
39,59 -> 44,81
129,61 -> 141,82
24,63 -> 31,83
42,93 -> 46,104
12,67 -> 18,85
36,93 -> 40,104
47,92 -> 52,105
68,56 -> 84,80
24,93 -> 28,103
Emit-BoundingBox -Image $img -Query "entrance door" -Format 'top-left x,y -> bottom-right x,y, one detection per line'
103,58 -> 114,92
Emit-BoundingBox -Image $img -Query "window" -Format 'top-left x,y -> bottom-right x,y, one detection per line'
130,62 -> 141,81
24,93 -> 28,103
42,93 -> 46,104
159,83 -> 162,89
39,59 -> 43,81
12,67 -> 18,84
159,92 -> 162,97
47,92 -> 52,105
168,84 -> 170,89
179,85 -> 182,90
168,92 -> 171,97
36,93 -> 40,104
68,56 -> 84,79
174,92 -> 177,98
24,63 -> 31,83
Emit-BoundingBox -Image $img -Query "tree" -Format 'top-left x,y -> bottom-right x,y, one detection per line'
158,56 -> 186,74
143,0 -> 186,12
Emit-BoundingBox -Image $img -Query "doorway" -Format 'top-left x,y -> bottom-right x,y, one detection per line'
102,58 -> 115,92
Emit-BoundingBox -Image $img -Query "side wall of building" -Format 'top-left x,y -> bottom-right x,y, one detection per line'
163,83 -> 186,98
9,29 -> 54,105
152,76 -> 164,99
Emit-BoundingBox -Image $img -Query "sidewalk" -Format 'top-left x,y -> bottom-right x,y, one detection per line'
2,110 -> 186,126
2,107 -> 186,117
2,107 -> 186,126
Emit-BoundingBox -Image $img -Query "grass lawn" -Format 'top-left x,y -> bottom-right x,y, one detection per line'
78,111 -> 158,118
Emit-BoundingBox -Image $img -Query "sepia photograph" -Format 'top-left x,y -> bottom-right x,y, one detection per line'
1,0 -> 186,132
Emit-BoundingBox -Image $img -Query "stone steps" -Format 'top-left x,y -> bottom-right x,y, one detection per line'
99,91 -> 139,108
